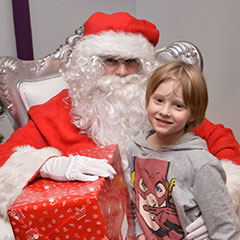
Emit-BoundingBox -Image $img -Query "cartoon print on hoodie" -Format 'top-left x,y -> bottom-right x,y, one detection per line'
132,157 -> 185,240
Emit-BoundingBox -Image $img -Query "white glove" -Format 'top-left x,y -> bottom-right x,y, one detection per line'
185,215 -> 209,240
40,155 -> 116,182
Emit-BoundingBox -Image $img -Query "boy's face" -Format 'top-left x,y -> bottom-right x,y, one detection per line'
147,79 -> 192,146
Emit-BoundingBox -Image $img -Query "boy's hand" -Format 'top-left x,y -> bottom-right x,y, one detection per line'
186,215 -> 209,240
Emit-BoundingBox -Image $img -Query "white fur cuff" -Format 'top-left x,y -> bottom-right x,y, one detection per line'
0,145 -> 61,220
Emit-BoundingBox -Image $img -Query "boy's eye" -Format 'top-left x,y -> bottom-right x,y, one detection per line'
175,103 -> 185,109
156,98 -> 162,103
176,104 -> 183,108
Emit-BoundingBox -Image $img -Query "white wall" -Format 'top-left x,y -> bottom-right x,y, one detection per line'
0,0 -> 17,57
29,0 -> 136,59
0,0 -> 16,139
0,0 -> 239,142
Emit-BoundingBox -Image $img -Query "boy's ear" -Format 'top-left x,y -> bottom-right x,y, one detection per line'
189,116 -> 195,123
185,116 -> 195,132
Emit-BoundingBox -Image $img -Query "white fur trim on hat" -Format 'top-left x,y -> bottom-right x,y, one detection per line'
0,145 -> 61,220
74,31 -> 156,62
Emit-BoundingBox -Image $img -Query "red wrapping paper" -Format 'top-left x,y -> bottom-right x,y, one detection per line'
8,145 -> 135,240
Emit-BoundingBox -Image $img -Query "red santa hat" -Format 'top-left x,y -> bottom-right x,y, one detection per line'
74,12 -> 160,62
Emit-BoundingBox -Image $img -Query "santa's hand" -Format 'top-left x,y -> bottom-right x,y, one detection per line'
186,215 -> 209,240
40,155 -> 116,182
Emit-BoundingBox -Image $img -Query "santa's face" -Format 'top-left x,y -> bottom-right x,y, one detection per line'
103,57 -> 139,77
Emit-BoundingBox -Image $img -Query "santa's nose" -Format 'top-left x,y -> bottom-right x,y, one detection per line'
115,63 -> 129,77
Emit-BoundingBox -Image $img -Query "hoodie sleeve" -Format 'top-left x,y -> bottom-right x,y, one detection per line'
193,157 -> 240,239
193,118 -> 240,165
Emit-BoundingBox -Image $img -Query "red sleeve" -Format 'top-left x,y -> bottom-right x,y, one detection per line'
0,119 -> 48,167
0,89 -> 95,167
193,118 -> 240,165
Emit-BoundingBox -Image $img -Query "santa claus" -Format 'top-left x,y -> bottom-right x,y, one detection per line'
0,12 -> 239,239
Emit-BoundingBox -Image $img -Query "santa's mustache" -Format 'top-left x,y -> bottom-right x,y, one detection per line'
83,74 -> 147,96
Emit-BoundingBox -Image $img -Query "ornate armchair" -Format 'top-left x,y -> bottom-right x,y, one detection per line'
0,27 -> 203,129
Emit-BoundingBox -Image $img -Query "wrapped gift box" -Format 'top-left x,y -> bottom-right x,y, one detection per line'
8,144 -> 135,240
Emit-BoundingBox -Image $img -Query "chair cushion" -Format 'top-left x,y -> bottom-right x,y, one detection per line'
19,76 -> 68,111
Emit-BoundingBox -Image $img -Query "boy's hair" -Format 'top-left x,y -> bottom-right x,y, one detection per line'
146,61 -> 208,132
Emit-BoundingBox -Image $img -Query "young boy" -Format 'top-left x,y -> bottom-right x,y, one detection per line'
128,61 -> 239,239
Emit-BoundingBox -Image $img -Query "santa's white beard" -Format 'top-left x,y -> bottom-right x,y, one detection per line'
68,73 -> 151,181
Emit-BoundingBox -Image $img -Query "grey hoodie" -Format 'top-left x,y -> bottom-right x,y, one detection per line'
129,130 -> 239,239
